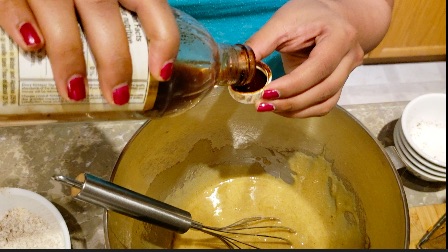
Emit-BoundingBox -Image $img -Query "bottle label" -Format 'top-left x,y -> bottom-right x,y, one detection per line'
0,9 -> 155,116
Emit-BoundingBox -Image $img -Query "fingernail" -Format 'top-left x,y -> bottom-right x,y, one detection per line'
257,102 -> 275,112
113,83 -> 130,105
19,23 -> 41,46
160,61 -> 174,81
67,75 -> 86,101
262,89 -> 280,99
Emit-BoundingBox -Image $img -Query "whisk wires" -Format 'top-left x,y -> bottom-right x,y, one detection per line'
190,217 -> 297,249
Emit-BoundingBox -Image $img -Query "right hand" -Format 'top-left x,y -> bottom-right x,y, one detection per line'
0,0 -> 180,105
246,0 -> 393,118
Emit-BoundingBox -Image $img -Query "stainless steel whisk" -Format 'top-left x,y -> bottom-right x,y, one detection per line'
52,172 -> 296,249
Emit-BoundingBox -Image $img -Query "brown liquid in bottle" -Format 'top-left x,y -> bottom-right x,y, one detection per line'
1,61 -> 267,124
150,62 -> 214,117
230,68 -> 267,93
151,61 -> 268,117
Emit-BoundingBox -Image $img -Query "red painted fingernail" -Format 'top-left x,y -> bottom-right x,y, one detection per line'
67,76 -> 86,101
113,83 -> 130,105
257,103 -> 275,112
160,61 -> 174,81
262,89 -> 280,99
19,23 -> 41,46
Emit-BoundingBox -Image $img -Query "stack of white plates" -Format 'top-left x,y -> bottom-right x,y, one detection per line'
393,93 -> 446,182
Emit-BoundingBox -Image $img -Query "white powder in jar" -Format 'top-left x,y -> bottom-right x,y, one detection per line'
410,119 -> 446,164
0,207 -> 65,249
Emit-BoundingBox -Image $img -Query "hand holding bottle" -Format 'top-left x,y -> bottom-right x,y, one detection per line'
0,0 -> 394,120
246,0 -> 394,118
0,0 -> 179,105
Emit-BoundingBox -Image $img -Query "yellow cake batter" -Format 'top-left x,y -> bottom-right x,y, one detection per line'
163,151 -> 367,249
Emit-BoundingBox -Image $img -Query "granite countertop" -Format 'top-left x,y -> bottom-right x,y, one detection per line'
0,100 -> 446,249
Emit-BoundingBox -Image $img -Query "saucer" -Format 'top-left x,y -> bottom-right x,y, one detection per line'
393,123 -> 445,182
400,93 -> 446,167
396,119 -> 446,173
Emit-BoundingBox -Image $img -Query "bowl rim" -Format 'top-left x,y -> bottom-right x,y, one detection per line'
401,93 -> 446,167
0,187 -> 71,249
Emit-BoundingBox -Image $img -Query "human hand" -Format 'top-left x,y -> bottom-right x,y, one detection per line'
246,0 -> 393,118
0,0 -> 180,105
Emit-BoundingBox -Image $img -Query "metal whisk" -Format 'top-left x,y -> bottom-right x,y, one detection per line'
52,172 -> 296,249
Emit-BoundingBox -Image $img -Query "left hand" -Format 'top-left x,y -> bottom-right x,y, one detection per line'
0,0 -> 179,105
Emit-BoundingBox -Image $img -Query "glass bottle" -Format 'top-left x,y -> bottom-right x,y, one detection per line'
0,8 -> 271,125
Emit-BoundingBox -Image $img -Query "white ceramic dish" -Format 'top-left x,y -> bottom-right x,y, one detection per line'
396,119 -> 446,173
0,188 -> 71,249
393,125 -> 445,182
401,93 -> 446,167
395,124 -> 445,178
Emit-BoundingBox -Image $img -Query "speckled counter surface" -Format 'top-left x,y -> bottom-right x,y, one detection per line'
0,101 -> 445,249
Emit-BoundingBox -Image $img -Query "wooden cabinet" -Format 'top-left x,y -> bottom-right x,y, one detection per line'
364,0 -> 446,64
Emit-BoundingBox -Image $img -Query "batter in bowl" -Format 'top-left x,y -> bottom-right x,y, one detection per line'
164,151 -> 368,249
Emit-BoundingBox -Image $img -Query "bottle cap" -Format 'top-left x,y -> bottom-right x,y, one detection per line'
228,61 -> 272,104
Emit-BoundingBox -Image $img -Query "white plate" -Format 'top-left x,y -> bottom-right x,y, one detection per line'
401,93 -> 446,167
397,119 -> 446,173
0,188 -> 71,249
393,125 -> 446,182
396,130 -> 446,178
394,123 -> 446,178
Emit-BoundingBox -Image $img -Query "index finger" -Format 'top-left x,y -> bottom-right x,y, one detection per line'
261,27 -> 354,100
120,0 -> 180,81
0,0 -> 44,51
